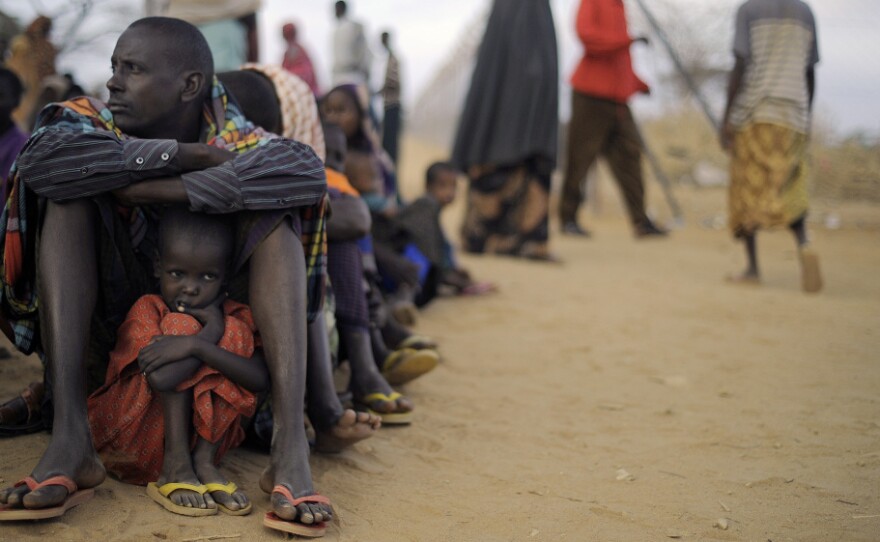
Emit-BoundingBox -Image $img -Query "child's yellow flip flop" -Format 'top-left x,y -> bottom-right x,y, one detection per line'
204,481 -> 253,516
146,482 -> 218,517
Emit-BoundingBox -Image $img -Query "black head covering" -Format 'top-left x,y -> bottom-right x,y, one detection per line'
451,0 -> 559,173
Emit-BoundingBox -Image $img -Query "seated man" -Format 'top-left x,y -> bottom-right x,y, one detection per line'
0,17 -> 332,533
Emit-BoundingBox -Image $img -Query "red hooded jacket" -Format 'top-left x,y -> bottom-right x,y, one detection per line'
570,0 -> 649,103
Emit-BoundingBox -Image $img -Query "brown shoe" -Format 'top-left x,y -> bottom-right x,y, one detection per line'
0,381 -> 44,437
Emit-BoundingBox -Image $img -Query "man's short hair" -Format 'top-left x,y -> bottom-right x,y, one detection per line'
335,1 -> 348,15
127,17 -> 214,84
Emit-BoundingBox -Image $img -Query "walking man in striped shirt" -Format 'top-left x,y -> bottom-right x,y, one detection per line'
721,0 -> 822,293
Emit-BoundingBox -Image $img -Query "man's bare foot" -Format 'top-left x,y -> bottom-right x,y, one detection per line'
314,409 -> 381,453
259,464 -> 333,525
192,439 -> 249,512
0,431 -> 105,510
725,271 -> 761,286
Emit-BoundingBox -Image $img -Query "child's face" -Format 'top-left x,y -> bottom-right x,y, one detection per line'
324,126 -> 347,171
320,90 -> 360,139
156,238 -> 228,312
345,150 -> 381,194
429,170 -> 458,207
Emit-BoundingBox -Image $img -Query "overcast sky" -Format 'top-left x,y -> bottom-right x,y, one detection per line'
1,0 -> 877,137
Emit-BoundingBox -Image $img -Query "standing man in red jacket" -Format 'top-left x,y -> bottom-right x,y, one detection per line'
558,0 -> 667,238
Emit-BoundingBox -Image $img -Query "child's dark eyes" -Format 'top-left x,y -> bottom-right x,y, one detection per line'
202,273 -> 218,281
168,270 -> 183,279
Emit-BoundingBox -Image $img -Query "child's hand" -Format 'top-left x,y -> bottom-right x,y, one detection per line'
184,295 -> 226,345
137,335 -> 199,375
184,295 -> 225,327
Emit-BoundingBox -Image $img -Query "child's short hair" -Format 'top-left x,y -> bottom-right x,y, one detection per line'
0,68 -> 24,103
158,206 -> 235,267
425,161 -> 458,190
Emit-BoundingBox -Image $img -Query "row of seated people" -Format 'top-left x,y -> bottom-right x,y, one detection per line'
0,27 -> 492,536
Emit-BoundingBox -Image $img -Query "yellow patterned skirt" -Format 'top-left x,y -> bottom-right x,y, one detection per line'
729,122 -> 809,237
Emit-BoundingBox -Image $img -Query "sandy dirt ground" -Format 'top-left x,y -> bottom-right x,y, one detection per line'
0,137 -> 878,541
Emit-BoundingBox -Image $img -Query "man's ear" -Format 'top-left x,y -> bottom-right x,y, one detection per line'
180,71 -> 206,104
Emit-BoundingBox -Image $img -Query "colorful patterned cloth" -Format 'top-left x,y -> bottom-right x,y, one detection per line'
729,122 -> 809,237
88,294 -> 259,484
241,63 -> 325,161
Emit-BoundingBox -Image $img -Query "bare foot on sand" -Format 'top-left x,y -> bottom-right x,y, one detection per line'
192,439 -> 249,512
314,408 -> 381,453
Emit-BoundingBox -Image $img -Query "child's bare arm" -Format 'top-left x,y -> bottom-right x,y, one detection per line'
188,342 -> 269,393
138,336 -> 201,391
138,299 -> 227,391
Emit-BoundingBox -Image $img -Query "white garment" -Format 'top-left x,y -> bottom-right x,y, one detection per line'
332,17 -> 372,86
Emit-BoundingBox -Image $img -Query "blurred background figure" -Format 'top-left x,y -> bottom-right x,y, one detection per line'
5,15 -> 56,130
281,22 -> 319,95
0,10 -> 19,62
720,0 -> 822,293
165,0 -> 260,72
379,30 -> 401,168
331,1 -> 371,88
557,0 -> 667,239
0,67 -> 26,200
451,0 -> 559,262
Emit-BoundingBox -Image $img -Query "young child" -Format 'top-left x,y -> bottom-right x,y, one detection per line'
397,162 -> 496,296
0,68 -> 28,200
88,206 -> 268,516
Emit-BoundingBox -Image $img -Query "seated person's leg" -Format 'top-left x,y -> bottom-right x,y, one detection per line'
0,199 -> 105,510
150,391 -> 215,513
249,220 -> 332,525
306,315 -> 379,453
340,324 -> 414,422
192,437 -> 251,513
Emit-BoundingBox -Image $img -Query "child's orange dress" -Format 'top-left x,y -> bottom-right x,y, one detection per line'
87,295 -> 260,485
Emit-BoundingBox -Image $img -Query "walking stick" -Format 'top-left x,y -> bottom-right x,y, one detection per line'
631,0 -> 721,131
632,118 -> 684,224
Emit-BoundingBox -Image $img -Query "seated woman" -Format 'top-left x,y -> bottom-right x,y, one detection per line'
320,84 -> 425,327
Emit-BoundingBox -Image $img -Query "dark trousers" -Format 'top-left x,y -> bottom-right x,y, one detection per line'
559,92 -> 648,228
382,103 -> 402,167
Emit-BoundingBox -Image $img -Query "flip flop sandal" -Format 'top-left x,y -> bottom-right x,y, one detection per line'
146,482 -> 218,517
396,335 -> 438,351
0,475 -> 94,521
381,348 -> 439,386
263,485 -> 331,538
460,281 -> 498,296
0,382 -> 45,438
204,481 -> 253,516
355,391 -> 413,425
